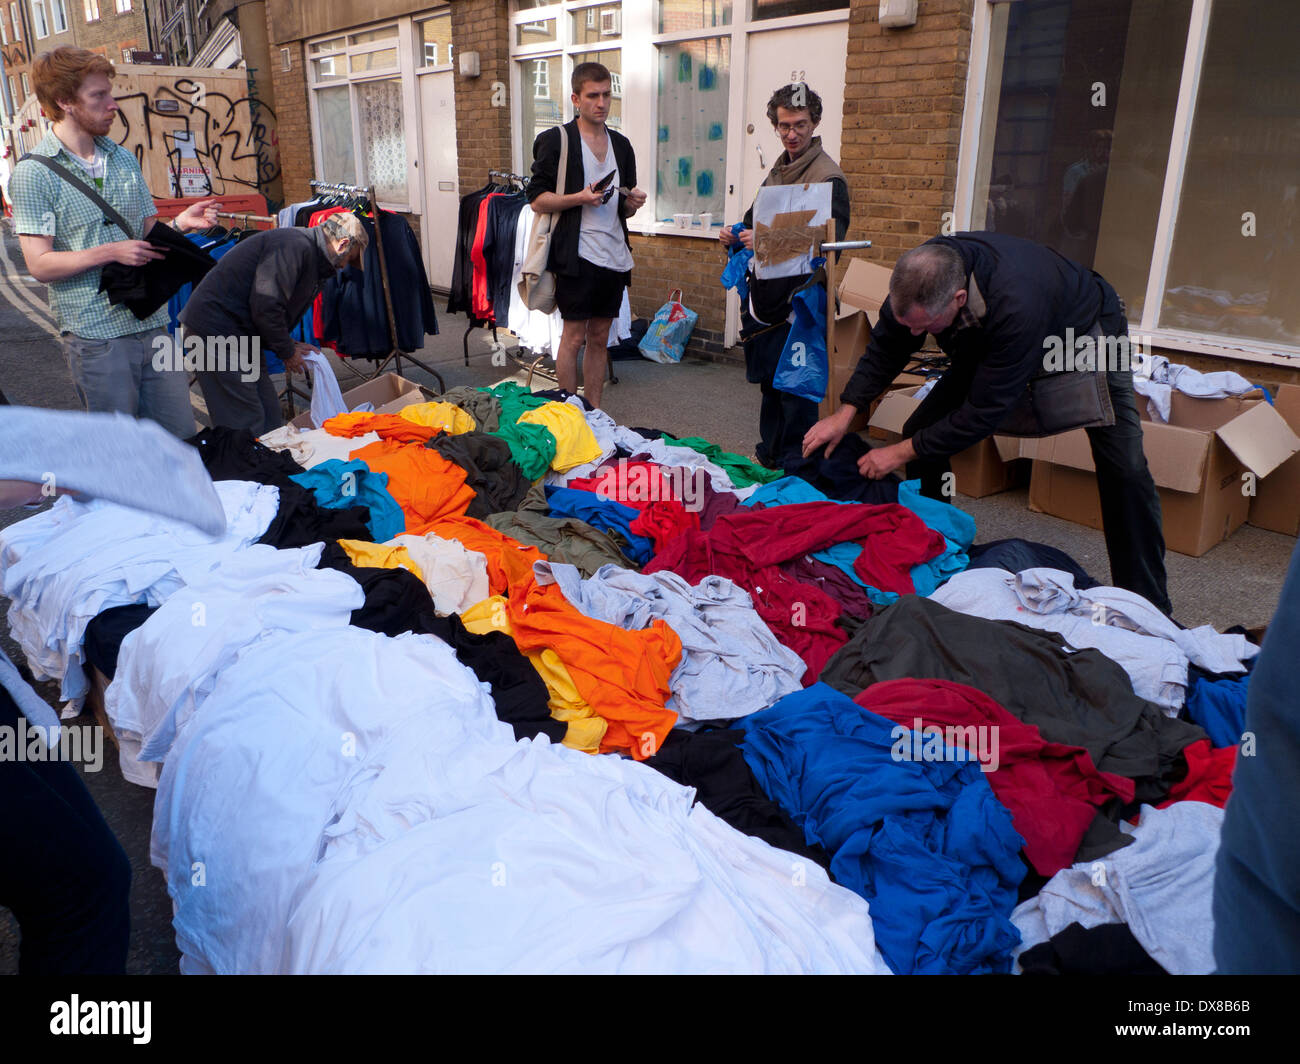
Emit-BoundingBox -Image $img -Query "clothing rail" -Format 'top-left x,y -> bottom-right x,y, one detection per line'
214,210 -> 275,230
305,179 -> 445,394
463,167 -> 615,390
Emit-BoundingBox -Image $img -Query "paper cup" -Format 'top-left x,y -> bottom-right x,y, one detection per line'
673,213 -> 691,229
697,213 -> 713,229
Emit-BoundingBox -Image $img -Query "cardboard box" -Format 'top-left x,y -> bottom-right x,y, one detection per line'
289,372 -> 426,430
820,259 -> 894,430
1248,382 -> 1300,536
868,384 -> 1026,498
1024,392 -> 1300,556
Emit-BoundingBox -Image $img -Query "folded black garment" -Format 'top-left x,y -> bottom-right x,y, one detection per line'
416,612 -> 563,745
317,541 -> 434,637
424,431 -> 529,519
966,537 -> 1101,590
1020,922 -> 1168,975
100,221 -> 216,320
646,728 -> 833,873
316,544 -> 562,744
84,603 -> 158,681
781,431 -> 901,505
186,426 -> 306,489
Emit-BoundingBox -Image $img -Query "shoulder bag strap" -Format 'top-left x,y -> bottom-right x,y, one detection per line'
18,152 -> 136,240
556,123 -> 568,202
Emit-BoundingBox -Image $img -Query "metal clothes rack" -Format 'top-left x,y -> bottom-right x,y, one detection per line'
307,179 -> 445,393
460,171 -> 527,367
215,210 -> 275,228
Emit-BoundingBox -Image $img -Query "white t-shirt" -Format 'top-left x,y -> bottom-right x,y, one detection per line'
577,132 -> 634,273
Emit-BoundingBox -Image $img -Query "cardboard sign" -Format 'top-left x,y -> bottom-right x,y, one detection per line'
751,183 -> 831,280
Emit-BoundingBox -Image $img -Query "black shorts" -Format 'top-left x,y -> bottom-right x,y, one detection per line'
555,258 -> 628,321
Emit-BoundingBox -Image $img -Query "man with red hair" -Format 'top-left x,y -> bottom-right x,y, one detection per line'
9,47 -> 219,437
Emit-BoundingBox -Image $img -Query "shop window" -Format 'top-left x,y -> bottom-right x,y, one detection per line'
655,36 -> 729,222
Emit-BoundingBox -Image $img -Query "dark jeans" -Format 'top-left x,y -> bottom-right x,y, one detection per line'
0,685 -> 131,974
744,315 -> 819,468
195,345 -> 282,436
1214,538 -> 1300,973
902,363 -> 1171,616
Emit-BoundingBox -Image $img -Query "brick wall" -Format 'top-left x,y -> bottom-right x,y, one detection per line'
839,0 -> 971,270
268,35 -> 312,203
450,0 -> 511,195
75,6 -> 149,58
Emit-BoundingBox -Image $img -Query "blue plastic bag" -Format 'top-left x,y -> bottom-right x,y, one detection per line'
638,288 -> 699,364
720,223 -> 752,302
773,273 -> 829,403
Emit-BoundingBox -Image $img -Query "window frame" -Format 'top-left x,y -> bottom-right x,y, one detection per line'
957,0 -> 1299,365
31,0 -> 49,39
115,0 -> 131,12
50,0 -> 68,33
305,17 -> 422,214
83,0 -> 100,23
9,2 -> 19,40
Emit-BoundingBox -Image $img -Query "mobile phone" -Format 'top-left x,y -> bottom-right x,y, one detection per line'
591,169 -> 617,193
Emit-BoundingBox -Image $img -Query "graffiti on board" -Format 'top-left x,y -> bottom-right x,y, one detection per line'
110,75 -> 281,197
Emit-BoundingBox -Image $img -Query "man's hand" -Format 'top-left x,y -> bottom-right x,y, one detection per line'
173,198 -> 221,233
802,406 -> 857,459
105,239 -> 166,267
737,229 -> 754,251
574,185 -> 605,208
286,341 -> 316,375
719,227 -> 735,248
623,187 -> 647,213
857,439 -> 916,480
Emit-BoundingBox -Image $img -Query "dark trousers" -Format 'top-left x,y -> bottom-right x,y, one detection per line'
195,347 -> 282,436
744,316 -> 819,468
902,362 -> 1171,615
0,685 -> 131,974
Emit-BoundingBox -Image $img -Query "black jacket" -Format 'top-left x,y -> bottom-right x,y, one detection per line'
840,231 -> 1117,458
527,120 -> 636,278
180,226 -> 337,364
99,221 -> 217,320
321,211 -> 439,356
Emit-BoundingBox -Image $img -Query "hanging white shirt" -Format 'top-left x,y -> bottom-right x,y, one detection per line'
577,132 -> 634,274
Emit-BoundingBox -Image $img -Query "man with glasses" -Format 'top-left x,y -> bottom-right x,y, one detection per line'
721,82 -> 850,469
529,61 -> 647,409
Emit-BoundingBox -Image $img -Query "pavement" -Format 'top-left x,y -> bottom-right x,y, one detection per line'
1,224 -> 1294,973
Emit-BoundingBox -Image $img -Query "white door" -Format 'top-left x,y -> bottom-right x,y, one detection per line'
417,68 -> 460,292
741,24 -> 848,209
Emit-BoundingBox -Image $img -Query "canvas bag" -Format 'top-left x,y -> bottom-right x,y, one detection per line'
517,125 -> 569,313
638,289 -> 698,364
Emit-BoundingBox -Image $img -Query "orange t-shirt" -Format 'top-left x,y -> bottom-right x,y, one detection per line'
429,515 -> 681,759
349,438 -> 476,532
324,411 -> 442,444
